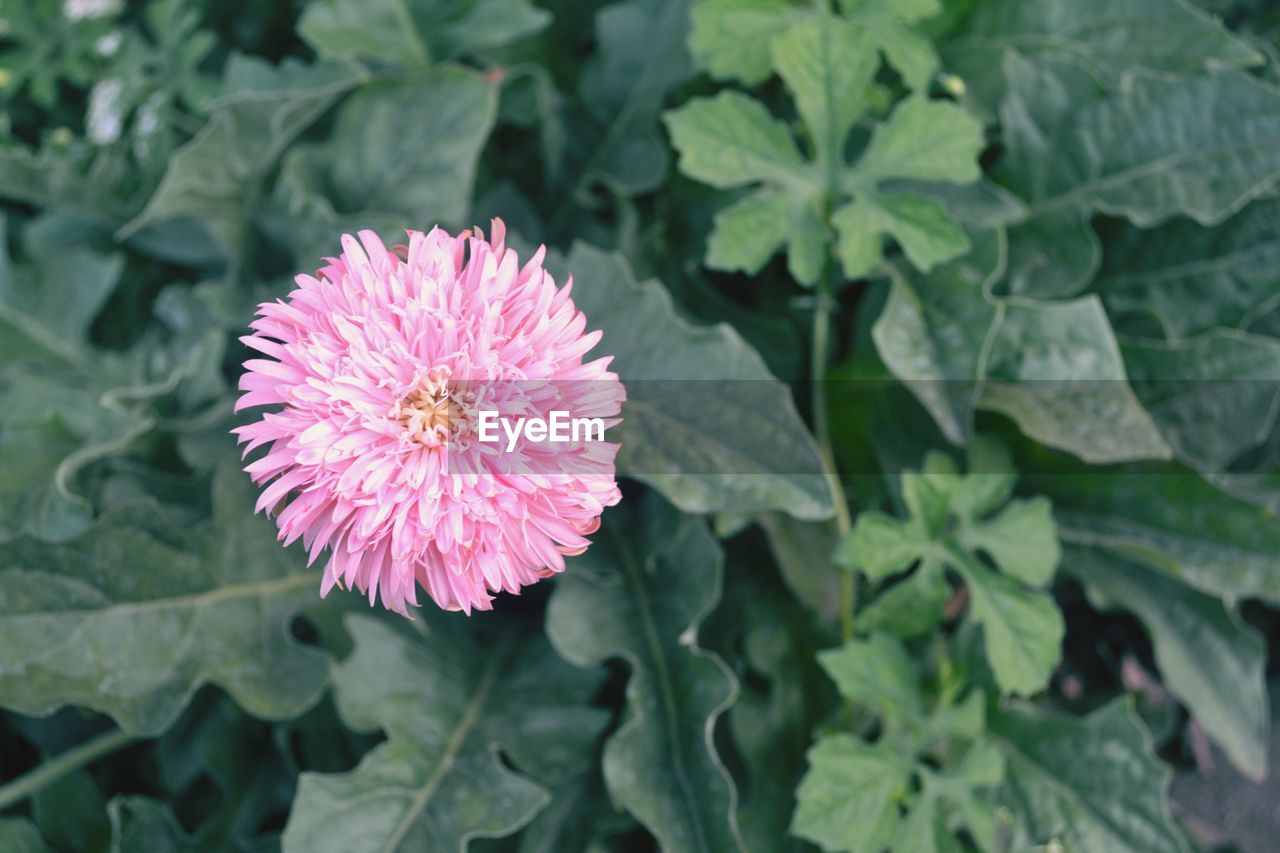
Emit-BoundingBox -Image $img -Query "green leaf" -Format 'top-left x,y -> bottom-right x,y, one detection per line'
298,0 -> 432,69
948,544 -> 1064,696
818,633 -> 923,724
554,243 -> 833,518
999,55 -> 1280,229
288,70 -> 498,227
834,511 -> 923,580
32,768 -> 108,852
283,615 -> 607,852
848,98 -> 984,187
758,512 -> 841,618
1122,329 -> 1280,472
0,819 -> 49,853
833,192 -> 972,277
772,20 -> 878,169
1098,198 -> 1280,338
704,190 -> 794,274
980,296 -> 1171,464
298,0 -> 549,69
725,571 -> 823,851
1002,209 -> 1101,299
840,440 -> 1062,695
107,797 -> 197,853
992,700 -> 1189,852
691,0 -> 942,90
1028,456 -> 1280,605
958,496 -> 1059,586
690,0 -> 796,85
513,772 -> 628,853
857,562 -> 950,640
871,228 -> 1004,444
663,91 -> 809,190
1068,547 -> 1269,781
0,416 -> 92,543
546,494 -> 745,852
120,56 -> 367,259
575,0 -> 693,195
944,0 -> 1261,109
0,229 -> 124,369
669,12 -> 981,283
0,465 -> 330,735
791,734 -> 910,851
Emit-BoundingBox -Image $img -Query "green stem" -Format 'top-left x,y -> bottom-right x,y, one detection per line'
0,729 -> 138,811
811,257 -> 856,642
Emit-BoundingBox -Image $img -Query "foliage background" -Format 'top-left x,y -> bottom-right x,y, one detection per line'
1,0 -> 1280,850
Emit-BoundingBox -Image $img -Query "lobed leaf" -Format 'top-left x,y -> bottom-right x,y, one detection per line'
1068,547 -> 1269,781
546,494 -> 745,852
993,700 -> 1189,852
283,615 -> 608,852
0,465 -> 330,735
554,244 -> 833,518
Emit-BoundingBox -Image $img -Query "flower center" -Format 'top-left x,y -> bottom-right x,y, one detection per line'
397,369 -> 472,445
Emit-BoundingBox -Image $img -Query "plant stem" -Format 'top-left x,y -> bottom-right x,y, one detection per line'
0,728 -> 138,811
811,257 -> 856,642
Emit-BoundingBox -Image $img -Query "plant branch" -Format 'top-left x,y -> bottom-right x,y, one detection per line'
810,254 -> 856,642
0,728 -> 139,811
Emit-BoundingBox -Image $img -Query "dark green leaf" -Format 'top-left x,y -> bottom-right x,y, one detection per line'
945,0 -> 1260,109
546,494 -> 745,852
0,465 -> 330,734
555,244 -> 833,518
993,700 -> 1189,852
121,57 -> 368,259
1068,547 -> 1269,781
284,614 -> 608,852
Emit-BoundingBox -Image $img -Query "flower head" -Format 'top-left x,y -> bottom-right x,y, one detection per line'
233,220 -> 624,614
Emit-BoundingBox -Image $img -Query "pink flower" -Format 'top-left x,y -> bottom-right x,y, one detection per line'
233,220 -> 624,615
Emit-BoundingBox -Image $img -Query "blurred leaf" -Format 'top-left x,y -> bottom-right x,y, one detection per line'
999,55 -> 1280,230
792,676 -> 1002,853
1098,198 -> 1280,339
284,614 -> 607,852
32,767 -> 109,852
726,574 -> 822,850
945,0 -> 1260,109
0,818 -> 50,853
981,297 -> 1171,464
667,16 -> 982,283
947,543 -> 1063,696
573,0 -> 693,196
546,494 -> 746,851
818,633 -> 922,725
1123,329 -> 1280,472
856,562 -> 950,639
691,0 -> 942,90
0,231 -> 124,369
556,243 -> 833,518
757,512 -> 840,617
993,700 -> 1189,852
838,440 -> 1064,695
514,771 -> 630,853
107,796 -> 197,852
1029,456 -> 1280,605
872,228 -> 1003,445
791,734 -> 910,851
1002,209 -> 1100,299
288,70 -> 498,227
120,56 -> 368,260
299,0 -> 549,68
0,465 -> 330,735
1068,547 -> 1269,781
